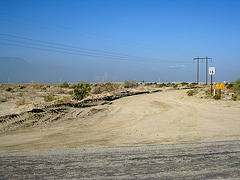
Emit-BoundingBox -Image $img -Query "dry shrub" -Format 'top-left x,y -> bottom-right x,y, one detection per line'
48,86 -> 59,94
92,82 -> 119,94
0,98 -> 7,103
31,82 -> 41,89
72,82 -> 91,100
18,92 -> 25,97
124,79 -> 138,88
57,88 -> 65,94
15,98 -> 26,106
187,89 -> 198,96
62,96 -> 71,102
44,94 -> 55,102
55,96 -> 71,104
6,87 -> 13,92
92,85 -> 103,94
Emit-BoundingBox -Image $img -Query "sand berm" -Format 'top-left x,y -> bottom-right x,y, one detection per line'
0,89 -> 239,151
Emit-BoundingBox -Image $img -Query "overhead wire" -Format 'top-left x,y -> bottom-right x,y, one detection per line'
0,33 -> 193,64
0,33 -> 162,60
0,12 -> 160,50
0,12 -> 194,64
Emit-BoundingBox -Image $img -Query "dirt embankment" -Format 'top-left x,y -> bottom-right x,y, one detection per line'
0,89 -> 239,152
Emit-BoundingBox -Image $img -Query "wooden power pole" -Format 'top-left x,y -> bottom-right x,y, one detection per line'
194,56 -> 212,85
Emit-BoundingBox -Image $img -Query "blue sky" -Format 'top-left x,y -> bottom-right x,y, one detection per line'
0,0 -> 239,82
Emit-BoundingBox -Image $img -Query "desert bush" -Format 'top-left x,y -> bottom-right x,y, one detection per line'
187,89 -> 198,96
232,94 -> 238,101
173,84 -> 178,89
72,82 -> 91,100
44,94 -> 55,102
18,92 -> 25,97
213,94 -> 221,100
233,79 -> 240,94
92,82 -> 119,94
226,83 -> 233,89
105,82 -> 118,92
181,82 -> 189,86
190,82 -> 198,87
41,87 -> 47,91
31,82 -> 41,89
157,83 -> 166,88
55,96 -> 71,104
62,96 -> 71,103
124,79 -> 138,88
57,88 -> 65,94
19,85 -> 26,89
92,85 -> 104,94
60,81 -> 69,88
144,82 -> 153,86
15,98 -> 26,106
0,98 -> 7,103
205,89 -> 211,95
54,99 -> 64,104
166,83 -> 172,87
6,87 -> 13,92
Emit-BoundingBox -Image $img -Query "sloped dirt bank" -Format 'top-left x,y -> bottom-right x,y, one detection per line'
0,89 -> 239,152
0,90 -> 161,132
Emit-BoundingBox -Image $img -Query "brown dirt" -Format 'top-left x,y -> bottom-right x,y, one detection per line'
0,89 -> 240,151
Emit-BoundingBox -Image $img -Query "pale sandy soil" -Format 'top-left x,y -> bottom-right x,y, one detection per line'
0,89 -> 239,151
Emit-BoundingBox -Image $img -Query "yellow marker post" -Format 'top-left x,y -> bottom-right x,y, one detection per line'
215,83 -> 225,97
215,83 -> 225,89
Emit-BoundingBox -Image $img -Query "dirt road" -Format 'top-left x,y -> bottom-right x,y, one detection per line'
0,89 -> 240,151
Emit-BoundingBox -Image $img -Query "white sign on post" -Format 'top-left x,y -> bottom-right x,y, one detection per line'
209,67 -> 215,75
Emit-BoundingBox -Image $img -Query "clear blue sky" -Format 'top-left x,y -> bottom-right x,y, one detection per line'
0,0 -> 239,82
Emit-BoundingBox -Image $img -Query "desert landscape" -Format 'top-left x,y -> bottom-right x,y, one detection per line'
0,81 -> 239,152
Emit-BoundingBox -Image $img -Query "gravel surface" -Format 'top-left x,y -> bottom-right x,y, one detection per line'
1,140 -> 240,179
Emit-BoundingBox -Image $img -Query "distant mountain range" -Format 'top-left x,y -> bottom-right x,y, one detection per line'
0,57 -> 95,83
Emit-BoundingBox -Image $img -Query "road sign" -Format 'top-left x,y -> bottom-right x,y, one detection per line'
215,83 -> 225,89
209,67 -> 215,75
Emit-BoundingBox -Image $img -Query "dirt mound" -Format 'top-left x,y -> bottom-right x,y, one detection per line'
0,90 -> 159,132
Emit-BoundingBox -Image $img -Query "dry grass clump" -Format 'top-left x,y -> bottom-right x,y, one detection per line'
124,79 -> 138,88
0,98 -> 7,103
92,82 -> 120,94
15,98 -> 26,106
187,89 -> 198,96
31,82 -> 41,89
57,88 -> 66,94
44,94 -> 55,102
60,81 -> 70,88
54,96 -> 71,104
47,86 -> 61,94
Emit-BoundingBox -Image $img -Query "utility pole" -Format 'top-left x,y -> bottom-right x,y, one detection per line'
206,56 -> 208,84
194,56 -> 212,85
194,57 -> 200,85
106,71 -> 108,82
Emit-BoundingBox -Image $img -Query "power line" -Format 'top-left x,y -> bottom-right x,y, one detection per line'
0,33 -> 160,60
0,42 -> 193,64
0,33 -> 192,64
0,12 -> 160,50
0,38 -> 140,60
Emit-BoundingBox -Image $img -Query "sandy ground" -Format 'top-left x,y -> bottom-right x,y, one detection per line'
0,89 -> 240,151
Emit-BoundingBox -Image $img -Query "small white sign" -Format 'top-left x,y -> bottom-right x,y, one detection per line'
209,67 -> 215,75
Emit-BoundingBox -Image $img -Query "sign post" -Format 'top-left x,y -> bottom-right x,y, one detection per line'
215,83 -> 225,97
209,67 -> 215,96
